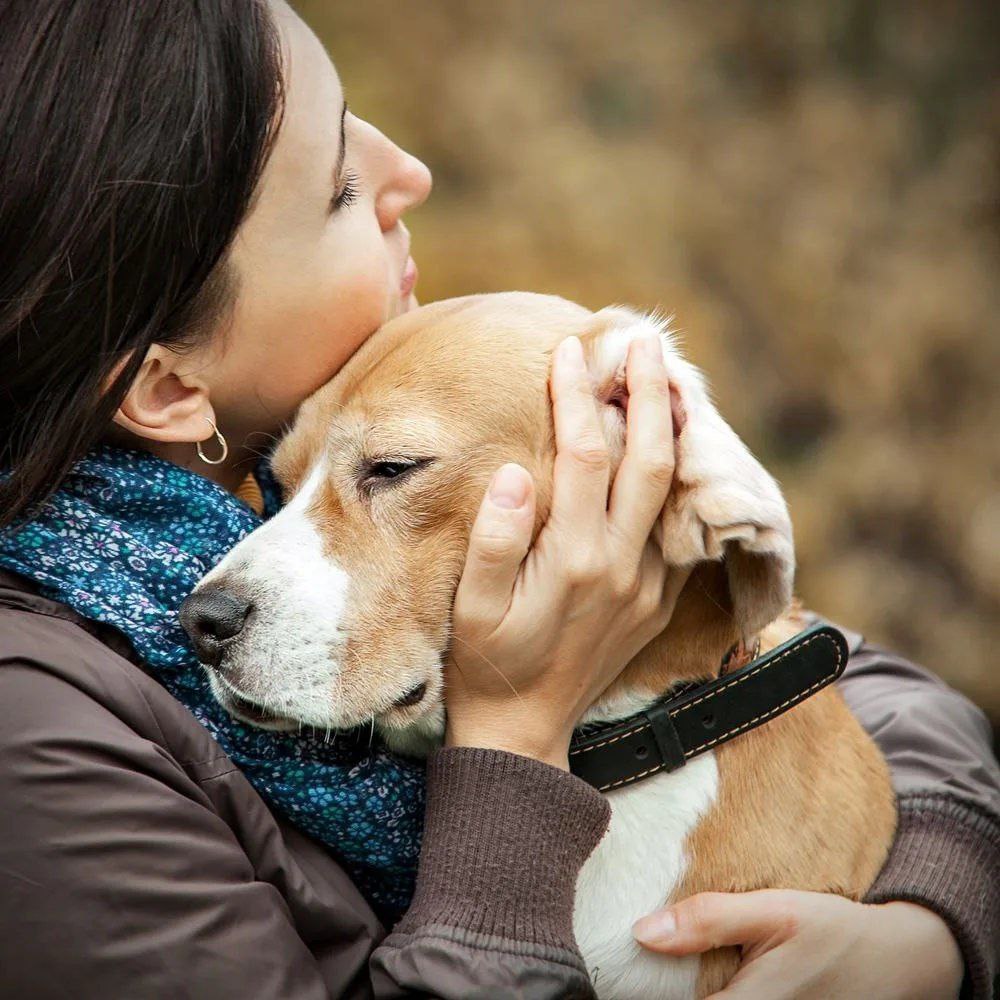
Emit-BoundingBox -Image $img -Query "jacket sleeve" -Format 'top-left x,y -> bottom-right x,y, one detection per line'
0,658 -> 608,1000
371,748 -> 608,999
836,635 -> 1000,1000
0,659 -> 339,999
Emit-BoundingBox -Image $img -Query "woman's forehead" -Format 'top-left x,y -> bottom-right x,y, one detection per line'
233,4 -> 343,231
271,2 -> 343,166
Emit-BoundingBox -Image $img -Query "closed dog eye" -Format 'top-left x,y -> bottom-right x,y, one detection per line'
358,456 -> 435,494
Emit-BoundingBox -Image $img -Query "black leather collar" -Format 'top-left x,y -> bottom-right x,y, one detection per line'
569,622 -> 848,793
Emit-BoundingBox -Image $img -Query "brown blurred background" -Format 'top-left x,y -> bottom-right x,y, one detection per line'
298,1 -> 1000,731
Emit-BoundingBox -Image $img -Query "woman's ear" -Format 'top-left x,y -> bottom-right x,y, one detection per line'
112,344 -> 215,444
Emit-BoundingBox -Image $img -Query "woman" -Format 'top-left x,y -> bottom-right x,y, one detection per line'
0,2 -> 995,998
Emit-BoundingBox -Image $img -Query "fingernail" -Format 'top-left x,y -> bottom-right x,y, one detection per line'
560,335 -> 585,369
633,908 -> 676,944
489,464 -> 529,509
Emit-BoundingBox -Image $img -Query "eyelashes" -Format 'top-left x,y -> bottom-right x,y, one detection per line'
331,169 -> 360,212
357,457 -> 435,497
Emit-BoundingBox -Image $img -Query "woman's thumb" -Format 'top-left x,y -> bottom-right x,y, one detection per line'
633,892 -> 781,956
454,464 -> 535,631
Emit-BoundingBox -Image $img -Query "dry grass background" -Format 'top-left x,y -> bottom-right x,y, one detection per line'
298,1 -> 1000,729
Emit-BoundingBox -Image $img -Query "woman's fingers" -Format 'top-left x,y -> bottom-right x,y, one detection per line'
608,335 -> 676,547
547,336 -> 611,540
659,562 -> 693,622
453,464 -> 536,635
632,891 -> 798,956
636,891 -> 964,1000
620,543 -> 692,651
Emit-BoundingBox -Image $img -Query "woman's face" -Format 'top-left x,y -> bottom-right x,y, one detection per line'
189,2 -> 432,444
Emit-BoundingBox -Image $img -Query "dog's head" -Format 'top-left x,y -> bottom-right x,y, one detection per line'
180,293 -> 793,747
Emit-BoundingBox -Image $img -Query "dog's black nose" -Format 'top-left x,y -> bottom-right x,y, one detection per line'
179,588 -> 252,665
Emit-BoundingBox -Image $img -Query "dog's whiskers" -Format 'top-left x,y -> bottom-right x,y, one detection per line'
450,634 -> 523,703
695,573 -> 734,620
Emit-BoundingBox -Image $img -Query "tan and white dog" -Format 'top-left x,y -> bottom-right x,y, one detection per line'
186,293 -> 896,999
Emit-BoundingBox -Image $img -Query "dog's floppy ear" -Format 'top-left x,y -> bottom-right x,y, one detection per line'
583,306 -> 795,639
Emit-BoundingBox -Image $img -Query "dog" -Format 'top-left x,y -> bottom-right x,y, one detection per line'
182,293 -> 896,998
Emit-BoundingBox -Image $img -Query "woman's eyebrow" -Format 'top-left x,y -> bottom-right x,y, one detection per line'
334,101 -> 347,180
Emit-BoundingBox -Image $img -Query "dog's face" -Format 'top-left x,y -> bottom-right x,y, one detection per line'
181,293 -> 794,749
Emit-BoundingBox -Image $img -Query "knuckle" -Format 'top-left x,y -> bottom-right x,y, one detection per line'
567,555 -> 609,588
471,531 -> 521,565
637,447 -> 676,486
636,588 -> 668,624
452,607 -> 491,641
569,436 -> 609,471
678,894 -> 715,937
610,569 -> 642,603
640,375 -> 672,402
771,901 -> 801,939
569,564 -> 601,589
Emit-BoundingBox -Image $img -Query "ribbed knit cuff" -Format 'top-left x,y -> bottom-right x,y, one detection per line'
397,747 -> 611,951
865,793 -> 1000,1000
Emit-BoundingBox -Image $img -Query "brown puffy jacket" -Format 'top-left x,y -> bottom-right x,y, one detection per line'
0,569 -> 997,999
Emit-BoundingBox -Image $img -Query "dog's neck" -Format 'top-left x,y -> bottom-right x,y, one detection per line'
580,562 -> 771,728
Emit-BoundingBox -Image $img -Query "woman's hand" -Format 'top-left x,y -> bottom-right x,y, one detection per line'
632,889 -> 964,1000
445,334 -> 689,769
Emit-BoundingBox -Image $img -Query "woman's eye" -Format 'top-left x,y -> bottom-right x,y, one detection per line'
331,169 -> 360,212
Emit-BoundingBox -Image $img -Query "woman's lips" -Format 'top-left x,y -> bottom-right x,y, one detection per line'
400,255 -> 418,297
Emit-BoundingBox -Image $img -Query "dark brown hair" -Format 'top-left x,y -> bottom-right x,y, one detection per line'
0,0 -> 285,527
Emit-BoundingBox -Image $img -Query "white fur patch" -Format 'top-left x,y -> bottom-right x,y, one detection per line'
197,462 -> 354,727
575,753 -> 719,1000
570,307 -> 794,996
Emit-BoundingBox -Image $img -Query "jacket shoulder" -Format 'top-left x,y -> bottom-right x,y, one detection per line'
0,602 -> 227,774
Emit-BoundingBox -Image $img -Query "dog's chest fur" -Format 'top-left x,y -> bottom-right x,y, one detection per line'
574,752 -> 719,1000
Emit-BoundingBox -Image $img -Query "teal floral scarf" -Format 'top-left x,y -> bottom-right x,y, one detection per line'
0,445 -> 425,919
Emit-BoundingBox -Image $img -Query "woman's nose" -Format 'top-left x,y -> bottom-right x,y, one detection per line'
180,587 -> 252,666
375,148 -> 432,233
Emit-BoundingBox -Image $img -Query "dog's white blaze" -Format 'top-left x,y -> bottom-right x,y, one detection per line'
574,753 -> 719,1000
199,462 -> 352,723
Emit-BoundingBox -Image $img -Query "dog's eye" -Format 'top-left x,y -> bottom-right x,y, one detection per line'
370,461 -> 415,479
360,457 -> 433,491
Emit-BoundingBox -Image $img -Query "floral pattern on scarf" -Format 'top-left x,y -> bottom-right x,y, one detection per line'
0,445 -> 425,918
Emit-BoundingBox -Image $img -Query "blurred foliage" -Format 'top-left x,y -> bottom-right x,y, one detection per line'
298,0 -> 1000,726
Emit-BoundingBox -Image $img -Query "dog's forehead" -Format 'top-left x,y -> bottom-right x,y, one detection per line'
360,292 -> 591,388
312,292 -> 594,436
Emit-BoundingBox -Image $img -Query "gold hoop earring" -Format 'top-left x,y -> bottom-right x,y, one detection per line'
196,417 -> 229,466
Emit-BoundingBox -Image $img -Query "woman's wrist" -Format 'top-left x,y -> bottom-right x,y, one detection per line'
872,901 -> 964,993
444,715 -> 572,771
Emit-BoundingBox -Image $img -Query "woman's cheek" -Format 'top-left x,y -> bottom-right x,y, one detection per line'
214,244 -> 392,427
269,265 -> 389,403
